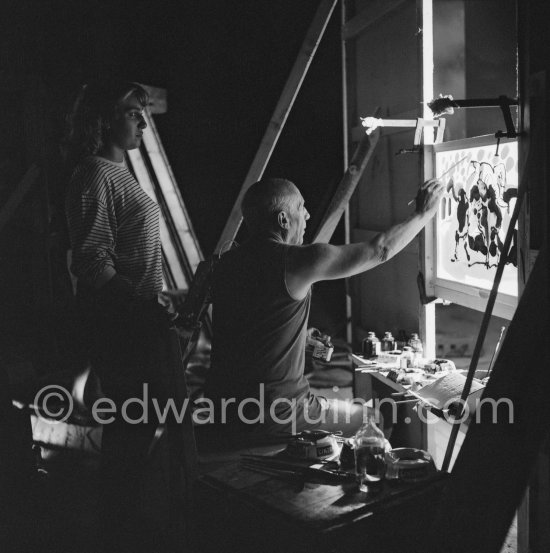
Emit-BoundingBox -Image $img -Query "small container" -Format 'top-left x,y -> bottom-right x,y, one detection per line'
338,438 -> 356,470
307,329 -> 334,362
385,448 -> 436,482
312,335 -> 334,362
400,346 -> 414,368
381,331 -> 395,352
362,332 -> 381,358
407,333 -> 423,368
354,412 -> 386,493
407,333 -> 423,355
395,330 -> 408,351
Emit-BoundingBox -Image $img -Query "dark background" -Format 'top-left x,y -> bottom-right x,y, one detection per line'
3,0 -> 344,252
0,0 -> 348,372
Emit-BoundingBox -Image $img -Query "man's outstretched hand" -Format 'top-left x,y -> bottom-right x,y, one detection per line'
415,178 -> 445,216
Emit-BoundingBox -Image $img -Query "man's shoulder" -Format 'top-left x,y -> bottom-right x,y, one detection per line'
287,243 -> 330,265
216,240 -> 324,271
214,240 -> 288,284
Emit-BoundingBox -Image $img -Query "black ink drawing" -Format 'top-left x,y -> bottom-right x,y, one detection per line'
440,146 -> 518,273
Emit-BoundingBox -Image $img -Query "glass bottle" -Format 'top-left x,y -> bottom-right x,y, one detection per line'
407,333 -> 423,355
396,329 -> 408,351
399,346 -> 414,369
354,412 -> 386,493
407,333 -> 424,367
400,346 -> 414,369
381,331 -> 395,352
361,332 -> 380,358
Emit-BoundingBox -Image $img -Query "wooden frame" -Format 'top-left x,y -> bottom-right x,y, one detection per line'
127,110 -> 203,290
419,0 -> 436,358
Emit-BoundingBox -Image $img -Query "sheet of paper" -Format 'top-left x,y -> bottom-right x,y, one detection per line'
414,371 -> 484,411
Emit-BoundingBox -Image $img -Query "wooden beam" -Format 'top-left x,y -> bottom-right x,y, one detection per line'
341,0 -> 353,344
312,129 -> 379,244
0,164 -> 40,233
342,0 -> 407,41
142,110 -> 203,274
215,0 -> 338,253
127,148 -> 189,290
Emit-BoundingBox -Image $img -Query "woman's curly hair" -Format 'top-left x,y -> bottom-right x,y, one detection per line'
62,80 -> 149,166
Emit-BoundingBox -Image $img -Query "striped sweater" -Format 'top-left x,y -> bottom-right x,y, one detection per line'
66,156 -> 162,299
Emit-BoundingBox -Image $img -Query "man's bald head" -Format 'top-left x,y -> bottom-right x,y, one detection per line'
241,178 -> 301,236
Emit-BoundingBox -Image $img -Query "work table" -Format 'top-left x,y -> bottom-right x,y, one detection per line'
351,353 -> 479,469
194,439 -> 446,553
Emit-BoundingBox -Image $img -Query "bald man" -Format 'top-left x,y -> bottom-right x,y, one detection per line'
206,177 -> 444,439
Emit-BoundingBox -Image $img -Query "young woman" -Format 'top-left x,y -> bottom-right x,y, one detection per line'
64,80 -> 173,551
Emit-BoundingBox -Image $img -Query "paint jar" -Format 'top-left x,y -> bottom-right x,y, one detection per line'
381,332 -> 395,352
362,332 -> 380,358
407,333 -> 423,354
395,330 -> 408,351
407,333 -> 423,367
400,347 -> 414,369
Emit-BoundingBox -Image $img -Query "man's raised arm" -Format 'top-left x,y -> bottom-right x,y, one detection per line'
286,179 -> 445,300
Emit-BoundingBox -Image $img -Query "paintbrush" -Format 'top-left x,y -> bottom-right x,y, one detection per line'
408,155 -> 469,205
242,457 -> 356,483
482,325 -> 506,381
241,462 -> 301,479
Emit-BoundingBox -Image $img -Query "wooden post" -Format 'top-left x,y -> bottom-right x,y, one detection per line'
418,0 -> 437,359
215,0 -> 338,253
141,110 -> 203,276
127,148 -> 189,290
312,129 -> 379,244
341,0 -> 353,344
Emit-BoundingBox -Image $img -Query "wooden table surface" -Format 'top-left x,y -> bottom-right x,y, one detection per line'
194,441 -> 446,553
